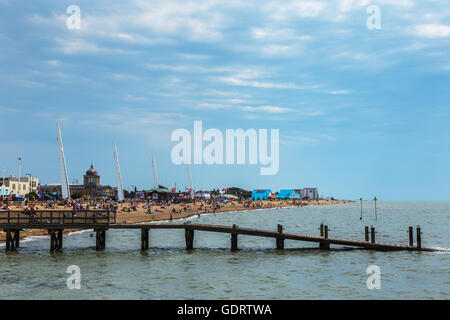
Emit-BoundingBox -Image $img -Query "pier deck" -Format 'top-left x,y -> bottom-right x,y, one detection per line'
0,210 -> 441,252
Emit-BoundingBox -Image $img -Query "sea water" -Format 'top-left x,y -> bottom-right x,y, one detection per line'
0,201 -> 448,299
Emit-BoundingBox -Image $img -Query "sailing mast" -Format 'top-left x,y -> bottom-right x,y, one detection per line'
114,141 -> 125,201
152,152 -> 159,189
187,164 -> 194,199
57,121 -> 71,199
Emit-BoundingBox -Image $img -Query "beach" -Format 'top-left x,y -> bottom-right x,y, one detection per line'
0,199 -> 351,243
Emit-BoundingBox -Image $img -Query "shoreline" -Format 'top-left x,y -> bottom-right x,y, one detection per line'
0,199 -> 352,244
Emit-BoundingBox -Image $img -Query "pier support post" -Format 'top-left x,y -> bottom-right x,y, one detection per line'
276,224 -> 284,250
49,230 -> 63,251
408,226 -> 414,247
370,226 -> 375,244
416,226 -> 421,249
5,231 -> 11,251
231,224 -> 238,251
320,224 -> 324,237
320,225 -> 330,250
365,226 -> 369,242
14,230 -> 20,248
4,230 -> 20,251
185,228 -> 194,251
95,229 -> 106,250
141,228 -> 149,250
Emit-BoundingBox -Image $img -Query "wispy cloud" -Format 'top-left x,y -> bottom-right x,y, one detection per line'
412,24 -> 450,38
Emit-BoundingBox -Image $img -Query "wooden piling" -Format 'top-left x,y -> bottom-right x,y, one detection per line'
4,230 -> 20,251
185,228 -> 194,250
365,226 -> 369,242
320,224 -> 324,237
95,229 -> 106,250
14,230 -> 20,248
408,226 -> 414,247
5,231 -> 10,250
416,226 -> 421,249
141,228 -> 149,250
276,224 -> 284,250
231,224 -> 238,251
370,226 -> 375,244
320,225 -> 330,250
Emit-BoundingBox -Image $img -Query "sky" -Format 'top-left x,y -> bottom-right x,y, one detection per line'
1,0 -> 449,200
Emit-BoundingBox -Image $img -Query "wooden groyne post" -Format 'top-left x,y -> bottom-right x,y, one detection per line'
408,226 -> 414,247
141,228 -> 149,251
370,226 -> 376,243
276,224 -> 284,250
365,226 -> 369,242
320,225 -> 330,250
185,226 -> 194,250
416,226 -> 421,249
231,224 -> 238,251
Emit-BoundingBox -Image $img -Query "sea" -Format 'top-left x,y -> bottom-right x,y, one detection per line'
0,201 -> 448,299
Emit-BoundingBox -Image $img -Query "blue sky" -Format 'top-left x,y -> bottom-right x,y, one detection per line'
1,0 -> 449,200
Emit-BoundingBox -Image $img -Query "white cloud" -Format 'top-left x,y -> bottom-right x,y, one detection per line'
241,105 -> 293,113
329,90 -> 351,94
413,24 -> 450,38
196,103 -> 227,109
265,1 -> 325,20
216,76 -> 320,90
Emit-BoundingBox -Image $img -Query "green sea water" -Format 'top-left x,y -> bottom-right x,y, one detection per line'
0,201 -> 448,299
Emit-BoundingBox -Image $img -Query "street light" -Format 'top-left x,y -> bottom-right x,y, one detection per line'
18,157 -> 22,196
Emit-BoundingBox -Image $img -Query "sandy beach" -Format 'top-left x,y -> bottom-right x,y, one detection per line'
0,199 -> 351,243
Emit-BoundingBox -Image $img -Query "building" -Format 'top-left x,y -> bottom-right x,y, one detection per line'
39,164 -> 117,199
145,187 -> 177,201
0,175 -> 39,196
0,184 -> 9,197
251,189 -> 272,200
277,189 -> 301,199
295,188 -> 319,200
195,191 -> 211,199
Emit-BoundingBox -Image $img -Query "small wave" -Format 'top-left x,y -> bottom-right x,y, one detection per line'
431,247 -> 450,253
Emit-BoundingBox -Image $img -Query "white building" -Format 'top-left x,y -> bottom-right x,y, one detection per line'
296,188 -> 319,200
195,191 -> 211,199
0,175 -> 39,196
0,184 -> 9,197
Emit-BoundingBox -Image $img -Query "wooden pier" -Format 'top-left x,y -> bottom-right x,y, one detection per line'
0,210 -> 441,252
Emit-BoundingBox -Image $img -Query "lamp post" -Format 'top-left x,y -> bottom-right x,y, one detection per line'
374,196 -> 378,220
360,197 -> 363,220
18,157 -> 22,196
1,165 -> 5,200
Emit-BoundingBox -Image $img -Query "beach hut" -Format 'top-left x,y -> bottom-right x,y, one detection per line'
277,189 -> 301,199
251,189 -> 272,200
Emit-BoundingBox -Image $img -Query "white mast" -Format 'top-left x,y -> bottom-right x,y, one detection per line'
152,152 -> 159,189
57,121 -> 71,199
113,140 -> 125,201
187,164 -> 194,199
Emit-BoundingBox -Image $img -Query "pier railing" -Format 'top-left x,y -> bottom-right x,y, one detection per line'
0,210 -> 115,227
